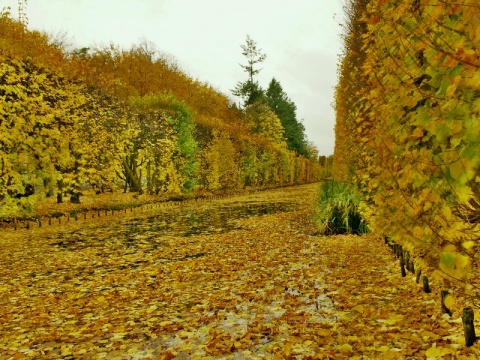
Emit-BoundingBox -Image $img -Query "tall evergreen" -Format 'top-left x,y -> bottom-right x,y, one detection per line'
265,78 -> 308,156
231,35 -> 267,107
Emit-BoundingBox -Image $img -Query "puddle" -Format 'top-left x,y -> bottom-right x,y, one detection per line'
127,201 -> 295,237
50,201 -> 295,252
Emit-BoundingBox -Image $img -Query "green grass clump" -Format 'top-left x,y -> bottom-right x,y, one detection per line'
315,180 -> 368,235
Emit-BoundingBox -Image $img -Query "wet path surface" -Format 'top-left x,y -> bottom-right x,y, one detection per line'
49,200 -> 295,252
1,184 -> 478,359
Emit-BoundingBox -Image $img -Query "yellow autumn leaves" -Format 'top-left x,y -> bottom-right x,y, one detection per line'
334,0 -> 480,293
1,12 -> 325,216
0,58 -> 89,214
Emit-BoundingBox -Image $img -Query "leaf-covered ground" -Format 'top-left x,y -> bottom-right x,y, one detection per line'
1,184 -> 479,359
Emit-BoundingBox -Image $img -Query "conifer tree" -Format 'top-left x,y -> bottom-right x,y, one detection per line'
232,35 -> 267,107
265,78 -> 308,156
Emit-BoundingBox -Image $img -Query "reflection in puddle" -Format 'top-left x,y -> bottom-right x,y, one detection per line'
127,203 -> 292,238
50,201 -> 295,252
130,201 -> 294,237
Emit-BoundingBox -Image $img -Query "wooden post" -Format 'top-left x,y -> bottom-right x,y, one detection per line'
14,218 -> 17,230
26,220 -> 30,229
400,258 -> 407,277
423,276 -> 431,293
48,217 -> 52,226
416,269 -> 422,284
441,291 -> 452,316
38,218 -> 42,227
462,307 -> 476,347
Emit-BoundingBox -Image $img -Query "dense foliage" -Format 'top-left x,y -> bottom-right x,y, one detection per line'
334,0 -> 480,297
315,180 -> 367,235
232,36 -> 311,157
0,10 -> 324,216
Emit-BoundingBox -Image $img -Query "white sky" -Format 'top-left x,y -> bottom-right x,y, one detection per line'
3,0 -> 344,155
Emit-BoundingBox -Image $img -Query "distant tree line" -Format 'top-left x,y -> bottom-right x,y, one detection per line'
232,35 -> 314,158
0,12 -> 326,216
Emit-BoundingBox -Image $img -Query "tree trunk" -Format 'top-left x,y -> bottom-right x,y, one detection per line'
146,160 -> 152,194
70,192 -> 81,204
122,157 -> 142,193
56,180 -> 63,203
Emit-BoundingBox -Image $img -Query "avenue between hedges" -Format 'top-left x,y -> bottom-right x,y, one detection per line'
1,184 -> 479,359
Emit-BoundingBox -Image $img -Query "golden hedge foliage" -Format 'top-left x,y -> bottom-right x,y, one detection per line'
335,0 -> 480,291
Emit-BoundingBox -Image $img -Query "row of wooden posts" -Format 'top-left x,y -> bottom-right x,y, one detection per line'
385,236 -> 477,347
10,194 -> 228,231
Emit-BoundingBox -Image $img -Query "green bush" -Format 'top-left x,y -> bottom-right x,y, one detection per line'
315,180 -> 368,235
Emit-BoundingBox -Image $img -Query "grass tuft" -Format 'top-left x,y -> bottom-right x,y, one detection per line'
315,180 -> 368,235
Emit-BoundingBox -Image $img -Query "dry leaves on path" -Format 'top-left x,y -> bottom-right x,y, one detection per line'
1,184 -> 479,359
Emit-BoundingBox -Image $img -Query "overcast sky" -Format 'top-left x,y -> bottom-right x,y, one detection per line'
4,0 -> 344,155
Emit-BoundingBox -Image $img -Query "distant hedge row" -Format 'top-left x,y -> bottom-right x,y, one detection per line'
0,12 -> 323,216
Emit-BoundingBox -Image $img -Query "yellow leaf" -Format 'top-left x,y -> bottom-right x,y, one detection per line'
336,344 -> 352,353
443,244 -> 457,252
432,270 -> 446,282
147,305 -> 158,312
383,314 -> 404,325
352,304 -> 364,312
317,329 -> 332,337
455,253 -> 470,270
413,226 -> 424,238
412,127 -> 424,139
441,205 -> 453,221
456,184 -> 473,204
462,241 -> 475,250
427,192 -> 441,203
378,345 -> 389,352
444,294 -> 455,310
61,345 -> 73,356
425,345 -> 452,358
450,119 -> 463,134
445,76 -> 462,97
450,161 -> 464,181
422,331 -> 439,340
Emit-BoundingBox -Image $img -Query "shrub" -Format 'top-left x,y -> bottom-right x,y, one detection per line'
315,180 -> 367,235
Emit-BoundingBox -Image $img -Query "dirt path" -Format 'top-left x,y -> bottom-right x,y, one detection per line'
0,184 -> 478,359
